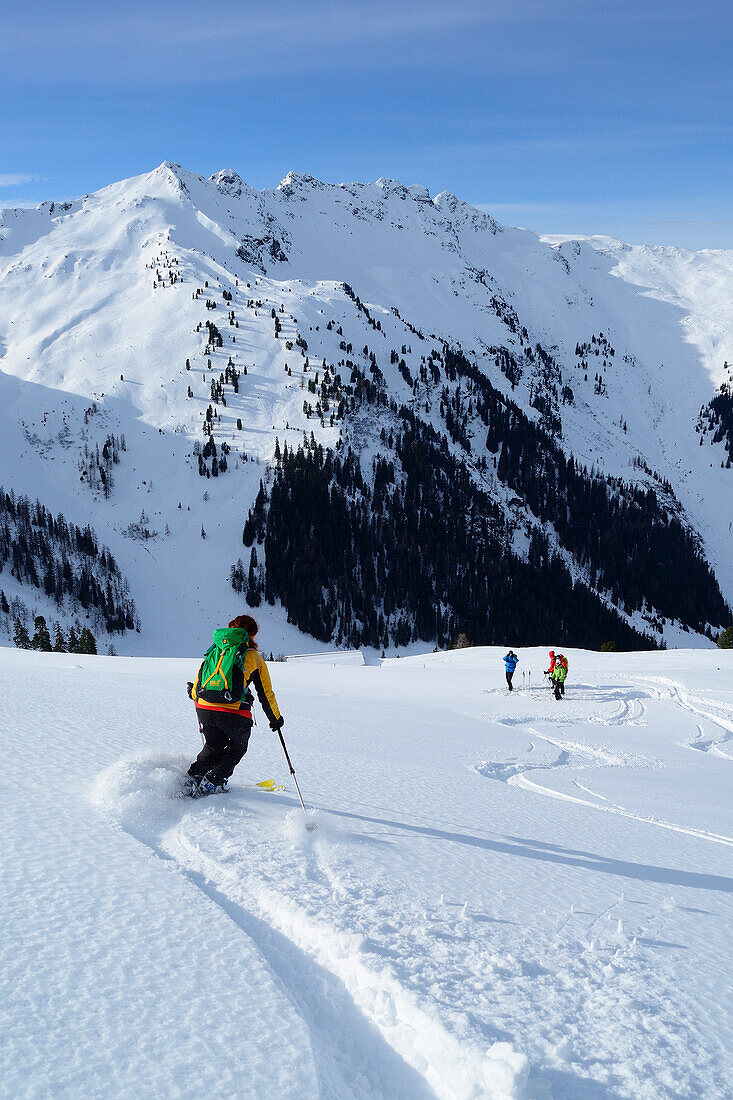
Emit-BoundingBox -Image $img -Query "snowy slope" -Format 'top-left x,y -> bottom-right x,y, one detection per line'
0,164 -> 731,653
541,233 -> 733,595
2,643 -> 732,1098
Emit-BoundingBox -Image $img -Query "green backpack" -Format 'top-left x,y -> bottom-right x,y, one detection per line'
197,627 -> 249,704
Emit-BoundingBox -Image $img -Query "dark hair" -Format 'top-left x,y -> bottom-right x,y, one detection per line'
228,614 -> 259,647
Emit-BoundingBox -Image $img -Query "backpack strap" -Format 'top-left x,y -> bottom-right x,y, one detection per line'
201,642 -> 232,690
201,647 -> 229,692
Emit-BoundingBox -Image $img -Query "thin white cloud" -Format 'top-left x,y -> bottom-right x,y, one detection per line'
0,0 -> 545,84
6,0 -> 521,49
0,173 -> 40,187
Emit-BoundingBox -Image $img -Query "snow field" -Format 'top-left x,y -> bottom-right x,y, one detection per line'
2,644 -> 732,1098
2,691 -> 317,1097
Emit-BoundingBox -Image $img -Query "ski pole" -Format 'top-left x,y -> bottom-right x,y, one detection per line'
277,729 -> 315,829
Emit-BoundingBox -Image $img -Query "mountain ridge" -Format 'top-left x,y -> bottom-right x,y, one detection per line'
0,163 -> 730,654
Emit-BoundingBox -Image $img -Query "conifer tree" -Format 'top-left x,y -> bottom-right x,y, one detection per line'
32,615 -> 53,652
246,546 -> 261,607
53,622 -> 67,653
13,617 -> 31,649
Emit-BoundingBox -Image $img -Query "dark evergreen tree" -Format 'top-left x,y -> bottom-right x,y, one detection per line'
78,627 -> 97,655
13,617 -> 31,649
0,485 -> 136,635
246,546 -> 261,607
31,615 -> 52,652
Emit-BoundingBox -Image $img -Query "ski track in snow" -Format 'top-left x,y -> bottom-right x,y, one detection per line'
94,756 -> 528,1100
95,751 -> 730,1100
643,675 -> 733,760
510,773 -> 733,849
474,677 -> 733,848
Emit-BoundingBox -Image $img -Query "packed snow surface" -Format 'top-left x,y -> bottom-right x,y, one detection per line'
2,644 -> 732,1098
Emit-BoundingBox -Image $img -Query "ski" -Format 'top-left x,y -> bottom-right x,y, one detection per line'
178,776 -> 286,799
252,779 -> 286,792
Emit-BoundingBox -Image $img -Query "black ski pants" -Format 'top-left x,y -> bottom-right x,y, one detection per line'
505,669 -> 515,691
189,708 -> 252,784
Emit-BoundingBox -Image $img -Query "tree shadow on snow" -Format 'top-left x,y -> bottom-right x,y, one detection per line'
319,808 -> 733,895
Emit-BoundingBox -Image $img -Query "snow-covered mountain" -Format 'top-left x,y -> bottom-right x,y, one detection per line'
0,162 -> 731,655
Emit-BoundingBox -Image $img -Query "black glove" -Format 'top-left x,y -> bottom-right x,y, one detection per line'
186,681 -> 194,698
270,716 -> 284,732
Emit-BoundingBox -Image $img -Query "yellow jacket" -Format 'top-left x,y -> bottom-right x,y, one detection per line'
190,647 -> 281,724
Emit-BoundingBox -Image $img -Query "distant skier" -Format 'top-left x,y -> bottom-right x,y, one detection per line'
185,614 -> 284,796
546,652 -> 568,700
556,654 -> 568,695
503,650 -> 519,691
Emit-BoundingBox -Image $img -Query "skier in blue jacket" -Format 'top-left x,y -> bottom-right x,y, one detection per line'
503,650 -> 519,691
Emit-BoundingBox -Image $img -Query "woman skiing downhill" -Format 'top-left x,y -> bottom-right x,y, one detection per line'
185,614 -> 284,796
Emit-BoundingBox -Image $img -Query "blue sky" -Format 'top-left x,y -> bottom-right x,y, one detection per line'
1,0 -> 730,248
